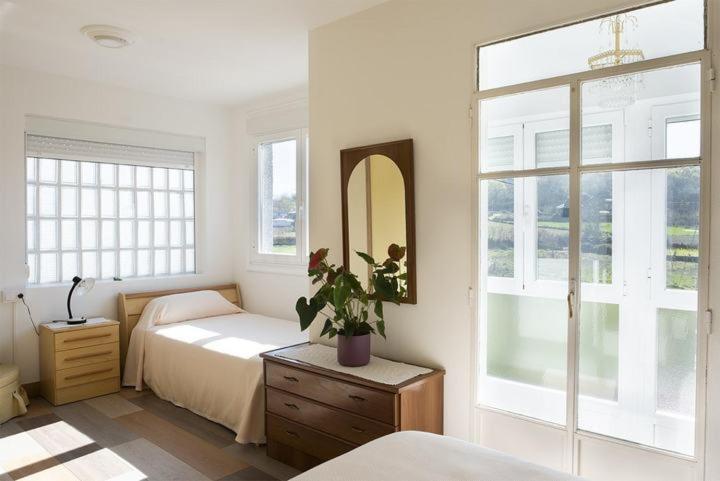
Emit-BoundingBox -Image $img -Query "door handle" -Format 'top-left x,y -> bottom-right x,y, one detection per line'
567,289 -> 574,319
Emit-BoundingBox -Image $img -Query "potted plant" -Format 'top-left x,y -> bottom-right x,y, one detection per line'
295,244 -> 407,367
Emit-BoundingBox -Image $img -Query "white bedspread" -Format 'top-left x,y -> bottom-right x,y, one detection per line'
291,431 -> 583,481
123,313 -> 307,443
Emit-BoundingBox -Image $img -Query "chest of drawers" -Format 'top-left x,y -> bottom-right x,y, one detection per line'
39,320 -> 121,405
261,343 -> 444,471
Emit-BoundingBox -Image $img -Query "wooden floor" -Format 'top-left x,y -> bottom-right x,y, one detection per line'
0,388 -> 301,481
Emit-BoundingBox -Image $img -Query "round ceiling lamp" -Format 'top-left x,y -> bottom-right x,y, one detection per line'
81,24 -> 134,49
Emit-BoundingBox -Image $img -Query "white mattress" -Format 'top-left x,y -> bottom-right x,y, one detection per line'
126,312 -> 307,443
291,431 -> 583,481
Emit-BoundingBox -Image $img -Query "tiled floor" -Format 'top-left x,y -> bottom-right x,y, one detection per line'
0,389 -> 301,481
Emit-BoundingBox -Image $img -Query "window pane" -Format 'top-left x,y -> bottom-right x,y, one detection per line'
153,168 -> 167,190
38,158 -> 57,183
582,63 -> 700,164
119,220 -> 134,248
154,249 -> 167,275
101,251 -> 116,279
478,0 -> 704,90
577,167 -> 698,456
170,249 -> 182,274
153,192 -> 168,217
137,250 -> 151,276
170,220 -> 182,247
26,220 -> 35,250
119,190 -> 134,218
61,161 -> 78,184
185,221 -> 194,246
136,167 -> 151,188
101,189 -> 116,218
62,220 -> 77,250
81,162 -> 97,185
154,220 -> 168,247
667,166 -> 699,290
137,191 -> 151,218
581,173 -> 613,284
259,139 -> 297,255
486,179 -> 514,278
183,193 -> 194,218
61,187 -> 78,217
82,251 -> 97,279
81,188 -> 97,217
101,220 -> 116,248
169,192 -> 182,218
39,186 -> 57,216
138,221 -> 151,247
81,220 -> 97,249
27,157 -> 36,182
537,175 -> 569,281
62,252 -> 78,282
118,165 -> 134,187
39,220 -> 57,251
100,164 -> 115,186
27,254 -> 37,283
119,250 -> 134,277
185,248 -> 195,272
168,169 -> 182,190
480,86 -> 569,172
39,252 -> 57,283
27,185 -> 35,216
183,170 -> 194,191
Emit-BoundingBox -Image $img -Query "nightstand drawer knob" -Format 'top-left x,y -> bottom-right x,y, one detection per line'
64,367 -> 113,381
65,350 -> 113,362
283,376 -> 299,382
350,426 -> 365,433
284,402 -> 300,410
348,394 -> 366,402
64,333 -> 111,343
285,430 -> 299,438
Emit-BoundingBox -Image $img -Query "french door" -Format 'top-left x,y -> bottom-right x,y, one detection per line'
474,51 -> 710,481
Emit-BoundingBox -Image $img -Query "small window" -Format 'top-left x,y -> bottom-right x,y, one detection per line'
251,129 -> 308,270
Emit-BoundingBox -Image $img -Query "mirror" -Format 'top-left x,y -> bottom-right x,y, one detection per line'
341,139 -> 416,304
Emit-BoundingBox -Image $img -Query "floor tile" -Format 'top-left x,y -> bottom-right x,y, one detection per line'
223,444 -> 300,481
0,431 -> 54,476
117,388 -> 147,400
20,414 -> 96,457
0,421 -> 22,440
129,393 -> 236,448
20,463 -> 80,481
116,410 -> 247,480
63,447 -> 145,481
218,465 -> 277,481
111,438 -> 211,481
23,398 -> 54,419
84,394 -> 143,419
53,403 -> 139,448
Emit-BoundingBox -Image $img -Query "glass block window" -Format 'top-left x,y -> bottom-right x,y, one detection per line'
26,157 -> 195,283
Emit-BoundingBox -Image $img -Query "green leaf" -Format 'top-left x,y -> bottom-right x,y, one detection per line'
320,318 -> 333,337
376,320 -> 386,339
355,251 -> 376,265
373,275 -> 394,300
328,328 -> 338,339
374,299 -> 383,319
333,276 -> 351,308
295,296 -> 325,331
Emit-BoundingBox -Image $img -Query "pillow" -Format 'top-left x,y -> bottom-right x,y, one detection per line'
141,290 -> 243,326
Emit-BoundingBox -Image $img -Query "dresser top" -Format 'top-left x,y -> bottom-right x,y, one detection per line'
261,342 -> 444,393
40,318 -> 118,333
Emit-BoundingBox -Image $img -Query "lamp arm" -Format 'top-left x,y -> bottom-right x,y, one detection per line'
67,277 -> 80,319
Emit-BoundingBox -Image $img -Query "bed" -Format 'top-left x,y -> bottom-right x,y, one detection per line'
291,431 -> 582,481
118,284 -> 307,444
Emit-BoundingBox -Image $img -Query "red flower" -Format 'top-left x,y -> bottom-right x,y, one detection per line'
387,244 -> 406,262
309,248 -> 329,270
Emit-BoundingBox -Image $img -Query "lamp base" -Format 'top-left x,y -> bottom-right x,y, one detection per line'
53,317 -> 87,325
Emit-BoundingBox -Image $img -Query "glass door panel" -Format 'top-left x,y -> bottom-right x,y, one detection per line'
577,167 -> 699,456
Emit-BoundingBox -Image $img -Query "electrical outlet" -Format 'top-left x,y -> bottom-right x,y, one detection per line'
2,288 -> 24,303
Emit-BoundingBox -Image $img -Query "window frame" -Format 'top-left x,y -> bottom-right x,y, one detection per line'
249,128 -> 309,272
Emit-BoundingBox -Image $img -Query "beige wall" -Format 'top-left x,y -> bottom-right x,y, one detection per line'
308,1 -> 720,476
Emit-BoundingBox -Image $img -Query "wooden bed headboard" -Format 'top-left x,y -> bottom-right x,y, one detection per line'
117,284 -> 242,369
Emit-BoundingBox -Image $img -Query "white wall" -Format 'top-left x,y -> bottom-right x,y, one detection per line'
0,65 -> 237,383
308,3 -> 720,475
231,97 -> 310,321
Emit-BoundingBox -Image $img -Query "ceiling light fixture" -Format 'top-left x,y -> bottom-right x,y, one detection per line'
81,24 -> 134,49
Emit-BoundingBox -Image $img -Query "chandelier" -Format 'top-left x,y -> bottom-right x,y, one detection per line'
587,14 -> 645,108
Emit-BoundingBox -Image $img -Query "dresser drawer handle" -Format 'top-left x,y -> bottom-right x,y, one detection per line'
348,394 -> 366,402
63,333 -> 111,343
283,376 -> 299,382
285,430 -> 299,438
64,367 -> 113,381
64,350 -> 113,362
284,403 -> 300,410
350,426 -> 365,433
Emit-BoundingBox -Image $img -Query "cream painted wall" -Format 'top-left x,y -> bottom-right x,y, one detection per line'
308,2 -> 720,476
231,98 -> 310,321
0,65 -> 237,383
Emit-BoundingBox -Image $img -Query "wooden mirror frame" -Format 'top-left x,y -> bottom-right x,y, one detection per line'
340,139 -> 416,304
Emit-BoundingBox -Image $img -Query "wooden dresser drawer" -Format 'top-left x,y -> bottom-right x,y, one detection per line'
55,325 -> 119,351
55,377 -> 120,405
267,414 -> 355,461
56,360 -> 120,389
266,362 -> 397,424
55,343 -> 120,370
267,387 -> 396,445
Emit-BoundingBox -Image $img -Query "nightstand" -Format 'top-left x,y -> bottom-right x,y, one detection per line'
261,343 -> 444,471
39,319 -> 121,405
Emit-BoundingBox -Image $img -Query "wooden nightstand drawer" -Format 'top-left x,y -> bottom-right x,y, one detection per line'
55,377 -> 120,405
55,325 -> 118,351
55,343 -> 119,370
266,362 -> 397,424
267,387 -> 395,445
56,360 -> 120,389
267,414 -> 355,461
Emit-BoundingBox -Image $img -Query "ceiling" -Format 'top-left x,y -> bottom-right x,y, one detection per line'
0,0 -> 386,106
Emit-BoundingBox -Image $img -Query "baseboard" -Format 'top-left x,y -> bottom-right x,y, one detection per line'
22,381 -> 40,398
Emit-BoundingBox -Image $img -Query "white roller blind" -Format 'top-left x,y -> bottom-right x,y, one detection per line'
26,134 -> 195,169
